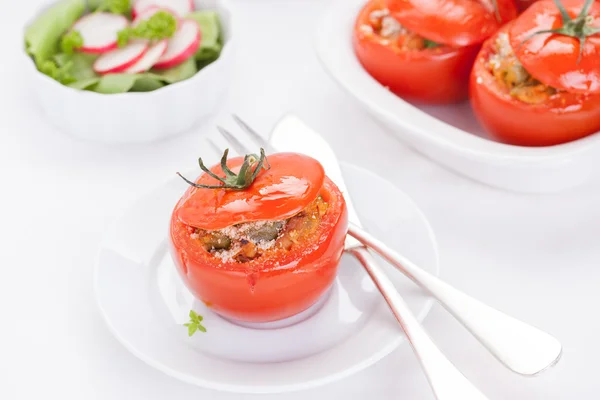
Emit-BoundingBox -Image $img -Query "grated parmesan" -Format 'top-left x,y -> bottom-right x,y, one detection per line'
380,16 -> 403,38
369,8 -> 389,22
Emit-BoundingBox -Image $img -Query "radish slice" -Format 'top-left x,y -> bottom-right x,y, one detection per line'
72,12 -> 129,54
132,6 -> 181,27
133,0 -> 193,18
125,40 -> 168,73
94,41 -> 149,74
153,20 -> 200,69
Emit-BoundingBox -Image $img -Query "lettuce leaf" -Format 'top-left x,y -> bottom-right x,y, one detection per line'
186,11 -> 222,61
25,0 -> 85,66
89,59 -> 197,94
54,52 -> 98,80
87,0 -> 103,11
130,77 -> 165,92
89,0 -> 131,15
150,58 -> 198,83
68,77 -> 100,90
92,74 -> 139,94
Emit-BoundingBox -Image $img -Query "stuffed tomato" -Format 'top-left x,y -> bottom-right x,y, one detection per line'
470,0 -> 600,146
169,149 -> 348,323
353,0 -> 517,104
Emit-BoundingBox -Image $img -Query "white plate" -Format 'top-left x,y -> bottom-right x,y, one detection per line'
314,0 -> 600,194
94,162 -> 439,393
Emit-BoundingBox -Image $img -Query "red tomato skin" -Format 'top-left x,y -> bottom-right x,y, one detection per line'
176,153 -> 325,231
385,0 -> 518,47
169,178 -> 348,323
470,27 -> 600,146
353,0 -> 480,104
515,0 -> 538,12
510,0 -> 600,94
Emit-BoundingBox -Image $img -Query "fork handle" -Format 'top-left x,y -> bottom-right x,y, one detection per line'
348,223 -> 562,376
349,247 -> 489,400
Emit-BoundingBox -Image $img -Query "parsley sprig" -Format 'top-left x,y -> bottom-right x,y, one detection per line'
40,60 -> 75,85
60,30 -> 83,55
117,11 -> 177,47
184,310 -> 207,336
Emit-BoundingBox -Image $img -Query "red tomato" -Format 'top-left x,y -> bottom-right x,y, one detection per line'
510,0 -> 600,94
470,24 -> 600,146
176,153 -> 325,230
385,0 -> 518,47
353,0 -> 480,103
169,153 -> 348,323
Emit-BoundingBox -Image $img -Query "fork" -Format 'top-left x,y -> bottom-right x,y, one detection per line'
251,113 -> 562,376
211,116 -> 491,399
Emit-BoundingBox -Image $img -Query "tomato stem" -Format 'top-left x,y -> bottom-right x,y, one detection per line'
177,148 -> 271,190
519,0 -> 598,63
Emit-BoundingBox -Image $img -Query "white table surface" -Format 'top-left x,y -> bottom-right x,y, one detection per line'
1,0 -> 597,398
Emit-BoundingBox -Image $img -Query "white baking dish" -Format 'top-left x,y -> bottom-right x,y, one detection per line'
22,0 -> 235,144
314,0 -> 600,193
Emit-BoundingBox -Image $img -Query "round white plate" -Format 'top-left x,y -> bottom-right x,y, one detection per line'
94,162 -> 439,393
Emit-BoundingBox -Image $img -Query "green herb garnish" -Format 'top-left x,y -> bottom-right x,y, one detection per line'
60,30 -> 83,54
178,147 -> 271,191
423,39 -> 440,49
96,0 -> 131,15
39,60 -> 76,84
117,11 -> 177,47
184,310 -> 207,336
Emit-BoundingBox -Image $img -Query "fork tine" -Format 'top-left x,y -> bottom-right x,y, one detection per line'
207,137 -> 224,157
232,114 -> 277,154
216,126 -> 252,155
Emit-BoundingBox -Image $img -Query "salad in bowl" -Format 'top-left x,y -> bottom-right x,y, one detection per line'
25,0 -> 223,93
22,0 -> 234,143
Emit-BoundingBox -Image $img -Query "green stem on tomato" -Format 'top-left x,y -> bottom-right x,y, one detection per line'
177,148 -> 271,191
519,0 -> 599,63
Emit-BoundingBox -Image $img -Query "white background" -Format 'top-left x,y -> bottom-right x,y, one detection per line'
1,0 -> 598,398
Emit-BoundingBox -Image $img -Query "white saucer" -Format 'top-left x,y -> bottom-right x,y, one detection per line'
94,162 -> 440,393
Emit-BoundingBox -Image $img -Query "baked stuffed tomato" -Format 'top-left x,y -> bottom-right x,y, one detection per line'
169,149 -> 348,323
470,0 -> 600,146
353,0 -> 517,104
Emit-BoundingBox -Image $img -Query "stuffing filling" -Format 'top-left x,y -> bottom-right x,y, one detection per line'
191,196 -> 329,263
488,32 -> 557,104
360,8 -> 440,50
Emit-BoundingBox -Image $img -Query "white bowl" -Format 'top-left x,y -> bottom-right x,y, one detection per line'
22,0 -> 235,144
314,0 -> 600,194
